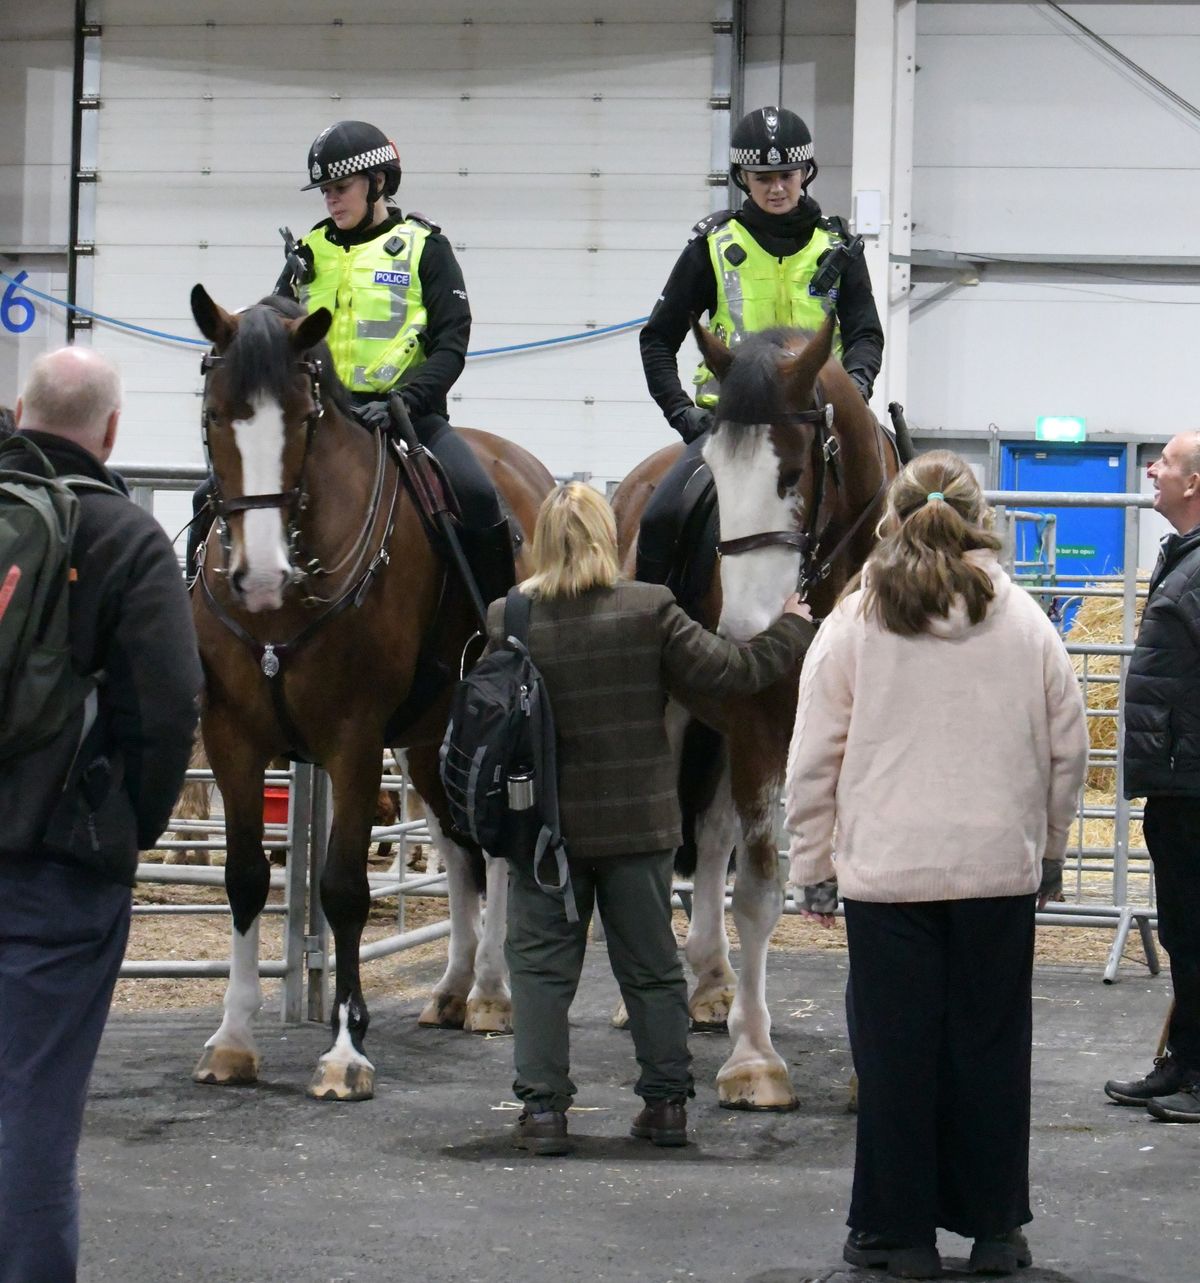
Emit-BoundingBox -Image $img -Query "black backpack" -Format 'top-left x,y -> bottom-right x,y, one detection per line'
0,435 -> 120,855
438,588 -> 576,920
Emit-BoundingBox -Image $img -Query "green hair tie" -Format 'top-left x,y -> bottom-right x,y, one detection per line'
926,491 -> 945,502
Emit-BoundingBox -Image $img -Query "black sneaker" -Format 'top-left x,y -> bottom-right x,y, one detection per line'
1147,1082 -> 1200,1123
969,1229 -> 1033,1275
1103,1054 -> 1187,1106
512,1108 -> 570,1156
843,1230 -> 942,1278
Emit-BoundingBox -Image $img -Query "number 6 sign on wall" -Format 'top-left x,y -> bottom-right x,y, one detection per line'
1,272 -> 36,334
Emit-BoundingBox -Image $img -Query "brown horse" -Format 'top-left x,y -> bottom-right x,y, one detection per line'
188,287 -> 553,1100
611,314 -> 899,1109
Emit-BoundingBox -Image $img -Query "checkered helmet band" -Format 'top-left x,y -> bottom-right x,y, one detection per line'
319,143 -> 399,184
731,141 -> 814,170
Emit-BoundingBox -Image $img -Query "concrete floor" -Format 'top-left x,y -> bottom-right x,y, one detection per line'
78,949 -> 1189,1283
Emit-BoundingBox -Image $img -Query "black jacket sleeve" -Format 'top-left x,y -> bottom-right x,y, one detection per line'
95,515 -> 202,849
639,237 -> 717,431
834,250 -> 884,397
400,232 -> 472,419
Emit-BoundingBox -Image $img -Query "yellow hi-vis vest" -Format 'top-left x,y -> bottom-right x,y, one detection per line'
693,218 -> 844,408
299,219 -> 430,395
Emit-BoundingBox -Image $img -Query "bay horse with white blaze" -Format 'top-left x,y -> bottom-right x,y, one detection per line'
189,287 -> 553,1101
611,313 -> 899,1109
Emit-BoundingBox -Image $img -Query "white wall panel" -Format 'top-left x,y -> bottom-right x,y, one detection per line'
90,3 -> 716,487
907,280 -> 1200,434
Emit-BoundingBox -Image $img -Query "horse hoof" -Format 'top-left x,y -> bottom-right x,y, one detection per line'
464,997 -> 512,1035
716,1061 -> 799,1112
192,1045 -> 258,1086
611,1000 -> 629,1030
307,1059 -> 375,1102
689,987 -> 735,1031
418,993 -> 467,1029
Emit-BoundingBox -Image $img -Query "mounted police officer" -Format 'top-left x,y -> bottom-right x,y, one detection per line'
636,106 -> 885,584
188,120 -> 513,605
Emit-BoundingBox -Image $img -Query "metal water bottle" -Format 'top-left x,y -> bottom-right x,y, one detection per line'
506,769 -> 535,811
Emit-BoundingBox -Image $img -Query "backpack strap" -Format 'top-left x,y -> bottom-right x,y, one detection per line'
529,677 -> 578,924
503,586 -> 532,646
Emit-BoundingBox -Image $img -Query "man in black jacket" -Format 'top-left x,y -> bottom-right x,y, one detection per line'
0,347 -> 201,1281
1104,431 -> 1200,1122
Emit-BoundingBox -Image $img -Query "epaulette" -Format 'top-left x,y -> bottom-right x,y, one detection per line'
821,214 -> 851,242
689,209 -> 736,241
405,210 -> 442,233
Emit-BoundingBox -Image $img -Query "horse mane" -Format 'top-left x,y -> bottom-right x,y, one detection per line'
714,326 -> 818,454
225,295 -> 353,419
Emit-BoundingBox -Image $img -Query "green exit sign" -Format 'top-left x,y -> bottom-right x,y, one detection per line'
1036,415 -> 1087,443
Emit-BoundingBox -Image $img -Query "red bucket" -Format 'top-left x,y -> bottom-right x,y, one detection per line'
262,786 -> 290,826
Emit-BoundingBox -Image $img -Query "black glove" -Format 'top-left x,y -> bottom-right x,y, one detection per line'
353,400 -> 395,435
670,405 -> 713,444
847,370 -> 872,402
803,877 -> 839,916
1037,858 -> 1064,905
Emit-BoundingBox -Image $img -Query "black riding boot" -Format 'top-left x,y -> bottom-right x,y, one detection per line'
457,518 -> 518,613
635,432 -> 709,585
186,477 -> 216,582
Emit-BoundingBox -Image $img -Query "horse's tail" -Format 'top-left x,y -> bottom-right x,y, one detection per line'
887,402 -> 917,465
674,718 -> 727,879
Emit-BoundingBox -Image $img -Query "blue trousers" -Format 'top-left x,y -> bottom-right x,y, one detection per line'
0,860 -> 131,1283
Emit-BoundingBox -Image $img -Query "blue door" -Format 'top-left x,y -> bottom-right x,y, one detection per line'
1000,444 -> 1126,628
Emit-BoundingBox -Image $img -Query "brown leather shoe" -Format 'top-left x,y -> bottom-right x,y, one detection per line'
630,1097 -> 688,1146
512,1109 -> 570,1156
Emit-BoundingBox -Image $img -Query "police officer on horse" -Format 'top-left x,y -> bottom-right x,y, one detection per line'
636,106 -> 885,584
189,120 -> 513,604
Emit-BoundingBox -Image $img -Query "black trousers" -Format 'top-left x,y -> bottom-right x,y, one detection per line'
843,896 -> 1036,1243
636,431 -> 708,578
1143,796 -> 1200,1070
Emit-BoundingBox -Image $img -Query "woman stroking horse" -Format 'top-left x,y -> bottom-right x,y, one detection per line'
611,312 -> 900,1109
189,286 -> 553,1101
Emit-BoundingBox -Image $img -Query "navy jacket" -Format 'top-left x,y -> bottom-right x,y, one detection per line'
1123,522 -> 1200,799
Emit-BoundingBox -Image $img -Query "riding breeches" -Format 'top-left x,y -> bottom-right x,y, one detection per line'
410,411 -> 503,532
636,431 -> 710,582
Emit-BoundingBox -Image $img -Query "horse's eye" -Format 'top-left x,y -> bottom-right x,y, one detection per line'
780,468 -> 802,490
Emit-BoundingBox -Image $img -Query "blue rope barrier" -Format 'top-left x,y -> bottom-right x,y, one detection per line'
0,268 -> 646,358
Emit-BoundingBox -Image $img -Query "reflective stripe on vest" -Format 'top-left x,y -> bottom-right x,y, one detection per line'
298,221 -> 430,394
693,220 -> 843,408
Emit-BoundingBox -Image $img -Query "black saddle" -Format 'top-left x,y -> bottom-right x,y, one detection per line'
665,462 -> 720,623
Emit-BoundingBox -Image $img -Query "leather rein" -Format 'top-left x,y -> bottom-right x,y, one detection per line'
714,395 -> 890,606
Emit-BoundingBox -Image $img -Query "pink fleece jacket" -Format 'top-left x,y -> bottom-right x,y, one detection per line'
784,551 -> 1089,903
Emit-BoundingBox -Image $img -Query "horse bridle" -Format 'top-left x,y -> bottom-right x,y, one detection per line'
714,396 -> 889,604
199,350 -> 325,563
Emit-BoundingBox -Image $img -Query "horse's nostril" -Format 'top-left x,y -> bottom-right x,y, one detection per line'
230,568 -> 246,595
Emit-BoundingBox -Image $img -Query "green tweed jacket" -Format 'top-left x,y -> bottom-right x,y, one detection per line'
485,580 -> 815,860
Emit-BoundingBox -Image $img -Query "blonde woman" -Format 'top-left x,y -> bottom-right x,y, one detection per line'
784,451 -> 1088,1278
489,482 -> 813,1156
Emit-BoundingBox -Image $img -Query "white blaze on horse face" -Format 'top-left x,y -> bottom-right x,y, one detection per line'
704,425 -> 803,640
231,397 -> 292,612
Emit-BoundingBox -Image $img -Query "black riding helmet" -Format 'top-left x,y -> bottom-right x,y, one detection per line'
730,106 -> 817,194
302,120 -> 402,232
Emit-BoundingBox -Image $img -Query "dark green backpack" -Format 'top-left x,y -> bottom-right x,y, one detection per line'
0,435 -> 117,766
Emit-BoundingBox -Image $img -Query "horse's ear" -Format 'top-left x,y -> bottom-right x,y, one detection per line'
691,317 -> 734,382
290,307 -> 332,354
781,310 -> 836,399
190,284 -> 237,350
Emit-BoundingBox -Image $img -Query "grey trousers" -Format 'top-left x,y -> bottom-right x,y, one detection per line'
505,850 -> 692,1113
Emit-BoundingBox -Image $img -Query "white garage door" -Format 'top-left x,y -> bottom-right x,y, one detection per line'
91,1 -> 718,490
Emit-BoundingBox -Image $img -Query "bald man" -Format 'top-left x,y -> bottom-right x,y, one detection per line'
1104,431 -> 1200,1122
0,347 -> 201,1283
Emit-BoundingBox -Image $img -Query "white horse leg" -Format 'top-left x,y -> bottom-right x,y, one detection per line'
417,810 -> 482,1029
194,918 -> 263,1085
716,804 -> 797,1111
464,853 -> 512,1034
686,766 -> 741,1030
